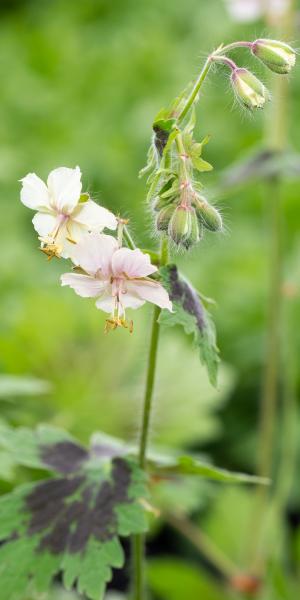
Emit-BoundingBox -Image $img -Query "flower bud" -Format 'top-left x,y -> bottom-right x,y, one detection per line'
193,196 -> 222,232
168,206 -> 192,246
252,39 -> 296,74
181,208 -> 201,249
231,68 -> 269,110
156,204 -> 175,232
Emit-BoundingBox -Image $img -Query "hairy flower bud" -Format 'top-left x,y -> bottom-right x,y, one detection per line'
182,208 -> 201,249
156,204 -> 175,231
193,196 -> 223,232
231,68 -> 269,109
168,206 -> 193,246
252,39 -> 296,74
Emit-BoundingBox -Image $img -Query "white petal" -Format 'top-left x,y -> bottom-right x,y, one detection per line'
47,166 -> 82,213
20,173 -> 50,210
66,232 -> 118,276
225,0 -> 261,22
112,248 -> 157,278
95,289 -> 115,313
61,273 -> 106,298
119,292 -> 145,311
72,200 -> 117,231
126,280 -> 172,311
32,212 -> 57,237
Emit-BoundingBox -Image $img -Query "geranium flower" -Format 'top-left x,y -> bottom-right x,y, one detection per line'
224,0 -> 287,22
61,233 -> 172,331
20,166 -> 117,259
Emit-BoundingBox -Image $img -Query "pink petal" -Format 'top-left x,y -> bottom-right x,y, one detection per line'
72,200 -> 117,231
47,166 -> 82,213
112,248 -> 157,278
118,292 -> 145,312
60,273 -> 106,298
95,289 -> 115,314
32,212 -> 57,237
20,173 -> 50,210
66,232 -> 118,276
126,280 -> 172,311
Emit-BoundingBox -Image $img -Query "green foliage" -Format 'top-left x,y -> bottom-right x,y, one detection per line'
0,425 -> 148,600
148,558 -> 231,600
149,453 -> 269,484
159,265 -> 219,386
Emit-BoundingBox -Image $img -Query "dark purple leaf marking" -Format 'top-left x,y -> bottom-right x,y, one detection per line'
25,458 -> 132,554
40,441 -> 88,474
167,265 -> 205,330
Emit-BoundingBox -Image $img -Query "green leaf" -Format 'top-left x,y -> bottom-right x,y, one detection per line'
192,156 -> 213,172
159,265 -> 220,386
150,454 -> 269,484
0,449 -> 16,481
148,558 -> 231,600
0,425 -> 148,600
0,375 -> 51,400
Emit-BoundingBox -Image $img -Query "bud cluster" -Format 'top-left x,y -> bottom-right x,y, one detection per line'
140,37 -> 296,252
153,173 -> 222,250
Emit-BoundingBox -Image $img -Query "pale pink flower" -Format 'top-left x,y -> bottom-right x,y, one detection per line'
20,166 -> 117,259
61,232 -> 172,331
224,0 -> 287,22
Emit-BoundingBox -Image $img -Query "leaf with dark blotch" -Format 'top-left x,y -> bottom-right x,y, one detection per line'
0,426 -> 148,600
159,265 -> 219,386
221,147 -> 300,190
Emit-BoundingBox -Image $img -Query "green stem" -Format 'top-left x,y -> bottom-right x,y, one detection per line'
131,238 -> 169,600
249,0 -> 294,568
165,512 -> 237,579
177,56 -> 212,123
123,225 -> 136,249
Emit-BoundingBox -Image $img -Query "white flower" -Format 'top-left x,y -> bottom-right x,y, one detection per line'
20,166 -> 117,259
61,232 -> 172,332
224,0 -> 287,23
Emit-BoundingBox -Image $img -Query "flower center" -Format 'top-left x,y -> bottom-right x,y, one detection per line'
39,214 -> 71,260
104,276 -> 133,334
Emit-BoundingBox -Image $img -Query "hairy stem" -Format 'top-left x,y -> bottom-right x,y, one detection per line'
124,224 -> 136,249
177,56 -> 212,123
131,238 -> 169,600
210,55 -> 237,70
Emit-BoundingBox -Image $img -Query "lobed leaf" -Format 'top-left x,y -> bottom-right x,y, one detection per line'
0,426 -> 148,600
159,265 -> 220,386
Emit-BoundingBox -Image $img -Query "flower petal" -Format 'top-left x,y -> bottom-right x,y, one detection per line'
66,232 -> 118,276
60,273 -> 106,298
95,288 -> 115,313
112,248 -> 157,278
72,200 -> 117,232
119,292 -> 145,311
32,212 -> 57,237
20,173 -> 50,210
126,280 -> 172,311
47,166 -> 82,213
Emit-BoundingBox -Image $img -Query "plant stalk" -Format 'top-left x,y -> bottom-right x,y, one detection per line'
177,57 -> 212,123
131,238 -> 169,600
165,512 -> 237,579
249,0 -> 294,571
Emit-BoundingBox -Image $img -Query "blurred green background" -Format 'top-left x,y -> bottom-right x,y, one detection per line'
0,0 -> 300,598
